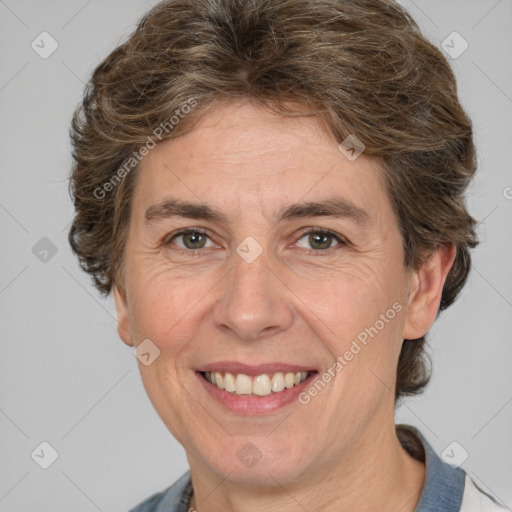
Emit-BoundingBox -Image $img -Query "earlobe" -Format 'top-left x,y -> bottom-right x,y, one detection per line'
112,282 -> 134,347
402,244 -> 457,340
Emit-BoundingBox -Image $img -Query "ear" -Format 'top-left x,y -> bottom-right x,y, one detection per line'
112,282 -> 134,347
402,243 -> 457,340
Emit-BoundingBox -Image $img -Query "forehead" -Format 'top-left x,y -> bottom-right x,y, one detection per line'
132,102 -> 392,226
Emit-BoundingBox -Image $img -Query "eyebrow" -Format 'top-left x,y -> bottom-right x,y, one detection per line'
144,196 -> 370,226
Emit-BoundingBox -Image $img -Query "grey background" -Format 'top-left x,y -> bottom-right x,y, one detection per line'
0,0 -> 511,510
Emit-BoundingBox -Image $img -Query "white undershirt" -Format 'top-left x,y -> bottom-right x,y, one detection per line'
460,476 -> 511,511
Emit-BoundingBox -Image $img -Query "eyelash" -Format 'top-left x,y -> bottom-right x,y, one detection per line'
164,227 -> 347,256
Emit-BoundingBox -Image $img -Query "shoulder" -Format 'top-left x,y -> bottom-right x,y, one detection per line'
396,425 -> 508,512
128,488 -> 168,512
460,476 -> 511,512
128,471 -> 192,512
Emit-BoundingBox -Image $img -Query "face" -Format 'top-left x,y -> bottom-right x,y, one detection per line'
113,101 -> 453,488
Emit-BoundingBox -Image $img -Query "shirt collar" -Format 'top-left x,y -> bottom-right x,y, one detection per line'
402,425 -> 466,512
153,470 -> 193,512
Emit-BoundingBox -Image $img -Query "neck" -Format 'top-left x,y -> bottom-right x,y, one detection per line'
187,423 -> 425,512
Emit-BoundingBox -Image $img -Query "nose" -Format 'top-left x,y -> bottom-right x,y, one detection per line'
212,245 -> 294,342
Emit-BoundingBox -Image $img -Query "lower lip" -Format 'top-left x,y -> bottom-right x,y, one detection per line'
196,371 -> 318,415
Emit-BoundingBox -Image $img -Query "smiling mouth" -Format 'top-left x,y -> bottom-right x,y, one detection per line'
199,370 -> 317,396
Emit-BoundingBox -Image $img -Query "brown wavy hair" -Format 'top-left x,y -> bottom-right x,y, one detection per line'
68,0 -> 479,401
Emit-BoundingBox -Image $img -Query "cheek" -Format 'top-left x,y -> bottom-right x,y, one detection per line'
315,260 -> 407,392
317,259 -> 406,338
125,255 -> 216,343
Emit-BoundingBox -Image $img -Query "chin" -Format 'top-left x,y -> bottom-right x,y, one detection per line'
198,437 -> 311,486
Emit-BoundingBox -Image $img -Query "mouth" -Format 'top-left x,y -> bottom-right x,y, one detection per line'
199,370 -> 312,396
195,363 -> 319,415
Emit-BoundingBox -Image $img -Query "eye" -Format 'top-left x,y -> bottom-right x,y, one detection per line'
295,228 -> 346,253
164,227 -> 347,255
165,228 -> 216,252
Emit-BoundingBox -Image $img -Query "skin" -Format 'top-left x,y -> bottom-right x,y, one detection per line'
113,101 -> 456,512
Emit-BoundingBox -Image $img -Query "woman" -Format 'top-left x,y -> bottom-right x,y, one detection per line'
68,0 -> 509,510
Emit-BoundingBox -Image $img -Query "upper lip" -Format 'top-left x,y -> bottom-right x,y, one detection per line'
197,361 -> 316,377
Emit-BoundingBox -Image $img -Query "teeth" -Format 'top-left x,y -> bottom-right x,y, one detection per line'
223,372 -> 236,392
214,371 -> 224,389
271,372 -> 285,392
235,373 -> 252,394
284,372 -> 295,389
252,375 -> 272,396
204,371 -> 309,396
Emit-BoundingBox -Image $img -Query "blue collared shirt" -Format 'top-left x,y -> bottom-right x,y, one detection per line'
128,426 -> 507,512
